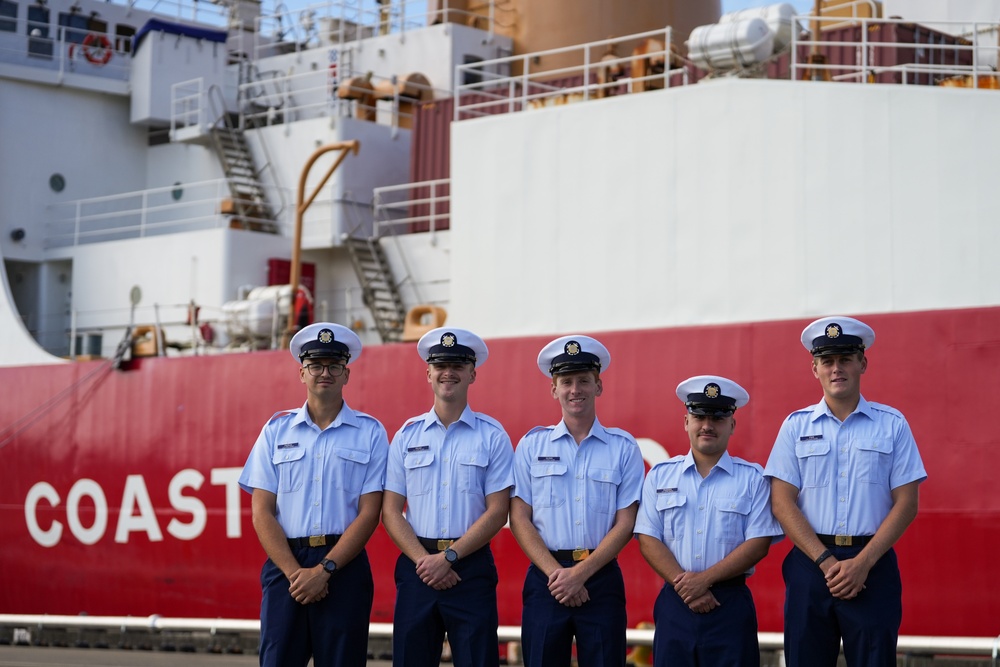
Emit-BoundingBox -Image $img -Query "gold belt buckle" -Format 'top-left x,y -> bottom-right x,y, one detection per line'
834,535 -> 852,547
437,539 -> 454,551
572,548 -> 590,562
309,535 -> 326,547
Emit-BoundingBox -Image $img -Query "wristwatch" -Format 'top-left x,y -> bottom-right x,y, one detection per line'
444,548 -> 458,564
321,558 -> 338,575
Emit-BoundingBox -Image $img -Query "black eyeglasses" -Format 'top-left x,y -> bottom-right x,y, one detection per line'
304,363 -> 346,377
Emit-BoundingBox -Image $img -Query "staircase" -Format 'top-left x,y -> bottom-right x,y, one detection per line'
344,236 -> 407,343
210,113 -> 280,233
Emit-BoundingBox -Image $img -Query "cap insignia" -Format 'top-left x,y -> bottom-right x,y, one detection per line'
441,332 -> 456,348
318,328 -> 334,344
826,324 -> 842,339
565,341 -> 581,356
704,383 -> 721,399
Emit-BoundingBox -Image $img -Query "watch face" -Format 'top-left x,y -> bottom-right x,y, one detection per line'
445,549 -> 457,563
323,559 -> 336,573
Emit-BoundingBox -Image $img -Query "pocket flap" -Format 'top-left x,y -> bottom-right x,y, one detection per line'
273,446 -> 306,464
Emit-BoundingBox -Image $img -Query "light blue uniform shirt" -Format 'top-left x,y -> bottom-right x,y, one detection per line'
513,418 -> 644,551
764,395 -> 927,536
239,401 -> 389,538
634,451 -> 781,574
385,405 -> 514,539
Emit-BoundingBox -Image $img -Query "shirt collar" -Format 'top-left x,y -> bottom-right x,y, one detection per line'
551,417 -> 608,443
293,400 -> 358,429
809,394 -> 873,422
420,404 -> 476,430
680,449 -> 734,475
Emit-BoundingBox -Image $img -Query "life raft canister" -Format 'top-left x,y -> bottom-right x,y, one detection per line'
82,33 -> 113,66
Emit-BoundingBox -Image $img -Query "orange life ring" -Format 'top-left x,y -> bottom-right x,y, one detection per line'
82,33 -> 112,66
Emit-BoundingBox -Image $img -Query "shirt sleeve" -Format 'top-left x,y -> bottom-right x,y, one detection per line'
744,472 -> 783,540
484,425 -> 515,495
359,420 -> 390,495
238,422 -> 278,495
617,437 -> 645,510
633,471 -> 663,540
384,427 -> 409,496
763,416 -> 803,489
888,415 -> 927,489
512,434 -> 533,505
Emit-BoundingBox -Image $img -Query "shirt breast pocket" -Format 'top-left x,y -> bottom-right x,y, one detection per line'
334,447 -> 371,494
794,440 -> 832,488
273,447 -> 307,493
403,451 -> 435,497
855,437 -> 893,485
714,496 -> 751,545
529,463 -> 568,508
458,448 -> 489,496
586,468 -> 622,514
655,493 -> 687,542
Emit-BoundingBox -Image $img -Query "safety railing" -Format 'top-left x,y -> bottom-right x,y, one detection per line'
454,27 -> 687,121
238,65 -> 447,132
253,0 -> 503,58
43,179 -> 293,249
0,18 -> 131,85
1,615 -> 999,661
791,15 -> 1000,88
373,178 -> 450,237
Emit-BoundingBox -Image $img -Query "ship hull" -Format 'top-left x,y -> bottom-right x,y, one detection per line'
2,306 -> 996,637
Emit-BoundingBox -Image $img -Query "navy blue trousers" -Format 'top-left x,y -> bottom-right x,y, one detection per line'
258,547 -> 373,667
392,546 -> 500,667
651,580 -> 759,667
782,546 -> 902,667
520,559 -> 627,667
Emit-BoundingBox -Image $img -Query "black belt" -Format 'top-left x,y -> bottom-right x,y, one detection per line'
287,533 -> 340,548
711,575 -> 748,589
550,549 -> 592,562
417,537 -> 457,553
817,534 -> 873,547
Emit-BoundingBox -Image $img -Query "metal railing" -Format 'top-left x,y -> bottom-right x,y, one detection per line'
454,27 -> 687,121
253,0 -> 504,58
0,19 -> 131,85
1,614 -> 999,661
373,178 -> 450,237
791,15 -> 1000,87
44,179 -> 293,249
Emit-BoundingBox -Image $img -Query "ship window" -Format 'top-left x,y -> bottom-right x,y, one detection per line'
49,173 -> 65,192
27,4 -> 51,58
115,23 -> 135,54
0,1 -> 16,33
58,9 -> 87,45
462,55 -> 483,86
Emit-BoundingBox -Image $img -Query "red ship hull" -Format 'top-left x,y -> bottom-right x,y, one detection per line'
2,307 -> 996,637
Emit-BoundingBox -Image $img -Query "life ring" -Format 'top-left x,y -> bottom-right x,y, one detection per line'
82,33 -> 112,66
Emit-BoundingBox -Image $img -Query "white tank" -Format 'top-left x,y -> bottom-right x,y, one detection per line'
221,285 -> 292,346
719,3 -> 798,52
687,18 -> 775,70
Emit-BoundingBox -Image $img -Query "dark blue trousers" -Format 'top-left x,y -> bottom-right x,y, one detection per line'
258,547 -> 372,667
651,580 -> 759,667
520,559 -> 627,667
392,546 -> 500,667
782,546 -> 902,667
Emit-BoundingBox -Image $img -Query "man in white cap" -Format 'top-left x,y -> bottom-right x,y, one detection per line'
510,335 -> 644,667
239,322 -> 390,667
635,375 -> 781,667
382,327 -> 514,667
765,316 -> 927,667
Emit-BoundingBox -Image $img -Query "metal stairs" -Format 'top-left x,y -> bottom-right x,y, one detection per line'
210,112 -> 280,233
344,236 -> 406,343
